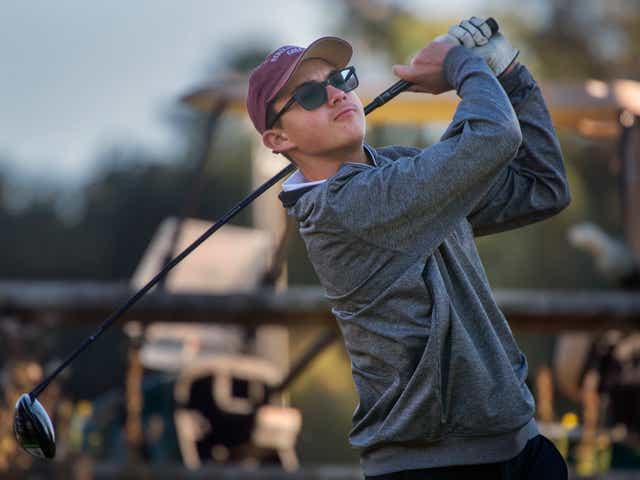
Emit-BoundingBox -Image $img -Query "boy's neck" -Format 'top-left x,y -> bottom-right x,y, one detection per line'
296,145 -> 369,182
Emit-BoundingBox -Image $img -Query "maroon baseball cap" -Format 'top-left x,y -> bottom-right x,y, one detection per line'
247,36 -> 352,134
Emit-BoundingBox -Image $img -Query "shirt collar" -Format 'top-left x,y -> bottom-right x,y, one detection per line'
281,144 -> 378,192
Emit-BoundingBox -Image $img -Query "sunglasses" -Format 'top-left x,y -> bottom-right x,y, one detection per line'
267,66 -> 359,129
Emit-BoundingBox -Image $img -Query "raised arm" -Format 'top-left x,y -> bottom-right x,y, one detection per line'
466,63 -> 571,235
434,17 -> 571,236
324,44 -> 521,256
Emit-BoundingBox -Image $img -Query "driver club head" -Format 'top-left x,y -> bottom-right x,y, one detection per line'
13,393 -> 56,460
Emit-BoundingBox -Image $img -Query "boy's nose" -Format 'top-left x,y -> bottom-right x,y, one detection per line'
327,84 -> 347,105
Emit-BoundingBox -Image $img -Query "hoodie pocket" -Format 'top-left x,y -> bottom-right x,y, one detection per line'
441,311 -> 536,437
347,322 -> 446,447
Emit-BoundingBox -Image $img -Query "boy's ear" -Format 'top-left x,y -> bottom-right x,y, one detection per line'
262,128 -> 296,154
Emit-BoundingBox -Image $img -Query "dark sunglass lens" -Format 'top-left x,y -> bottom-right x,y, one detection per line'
330,68 -> 358,92
328,70 -> 347,90
343,68 -> 358,91
296,83 -> 326,110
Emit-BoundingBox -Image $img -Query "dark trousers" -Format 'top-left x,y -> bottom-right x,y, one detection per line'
365,435 -> 568,480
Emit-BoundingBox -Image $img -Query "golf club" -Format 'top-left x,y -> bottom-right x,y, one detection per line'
13,18 -> 499,460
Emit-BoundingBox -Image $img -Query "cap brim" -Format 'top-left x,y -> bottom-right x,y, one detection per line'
299,36 -> 352,70
267,36 -> 353,104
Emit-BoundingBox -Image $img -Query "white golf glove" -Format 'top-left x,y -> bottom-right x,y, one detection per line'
435,17 -> 519,76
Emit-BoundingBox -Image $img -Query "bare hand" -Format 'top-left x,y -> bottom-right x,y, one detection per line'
392,40 -> 456,95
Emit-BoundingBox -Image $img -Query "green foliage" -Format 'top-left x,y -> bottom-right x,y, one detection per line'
339,0 -> 454,63
0,116 -> 253,280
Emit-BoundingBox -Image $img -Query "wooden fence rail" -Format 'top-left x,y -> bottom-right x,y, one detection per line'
0,281 -> 639,331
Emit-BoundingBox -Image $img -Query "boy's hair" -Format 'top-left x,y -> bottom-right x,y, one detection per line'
265,101 -> 281,130
246,37 -> 352,134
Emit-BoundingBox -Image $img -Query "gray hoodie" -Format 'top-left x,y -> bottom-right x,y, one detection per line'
278,46 -> 571,476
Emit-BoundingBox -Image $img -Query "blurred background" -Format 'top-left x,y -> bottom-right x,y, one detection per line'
1,0 -> 640,478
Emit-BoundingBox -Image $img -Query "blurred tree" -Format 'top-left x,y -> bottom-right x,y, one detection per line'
0,138 -> 252,280
223,44 -> 274,74
515,0 -> 640,80
340,0 -> 452,63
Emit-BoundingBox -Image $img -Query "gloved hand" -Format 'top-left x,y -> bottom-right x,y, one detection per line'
435,17 -> 519,76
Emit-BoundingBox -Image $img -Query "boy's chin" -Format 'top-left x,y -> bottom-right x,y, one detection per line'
337,123 -> 365,141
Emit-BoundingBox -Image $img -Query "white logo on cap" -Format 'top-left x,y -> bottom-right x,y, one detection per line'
270,46 -> 304,63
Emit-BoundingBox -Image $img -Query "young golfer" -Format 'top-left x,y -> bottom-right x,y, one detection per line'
247,17 -> 570,479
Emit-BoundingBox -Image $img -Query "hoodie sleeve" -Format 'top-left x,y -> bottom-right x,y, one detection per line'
325,46 -> 522,256
466,64 -> 571,236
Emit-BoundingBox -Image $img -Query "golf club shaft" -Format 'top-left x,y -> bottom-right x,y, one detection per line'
29,79 -> 414,399
31,17 -> 503,398
30,16 -> 503,398
31,162 -> 296,398
364,80 -> 411,115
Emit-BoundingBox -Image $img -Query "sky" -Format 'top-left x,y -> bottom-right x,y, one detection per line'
0,0 -> 523,185
0,1 -> 334,184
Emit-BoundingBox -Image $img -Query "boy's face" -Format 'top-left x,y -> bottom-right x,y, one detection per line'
263,59 -> 365,158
